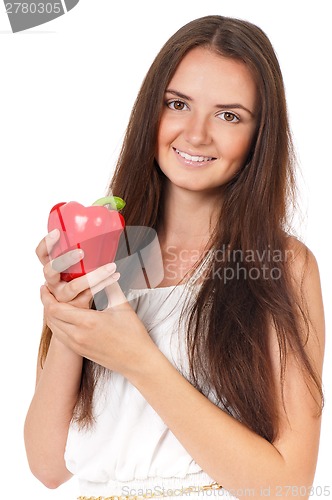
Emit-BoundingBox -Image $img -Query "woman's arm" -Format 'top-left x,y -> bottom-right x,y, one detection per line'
24,333 -> 82,488
24,231 -> 121,488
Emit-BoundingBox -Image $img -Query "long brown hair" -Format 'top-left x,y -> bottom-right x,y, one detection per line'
39,15 -> 323,441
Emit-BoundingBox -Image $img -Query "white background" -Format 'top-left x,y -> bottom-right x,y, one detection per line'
0,1 -> 330,498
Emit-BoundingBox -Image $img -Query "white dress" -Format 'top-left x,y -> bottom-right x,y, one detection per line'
64,260 -> 239,499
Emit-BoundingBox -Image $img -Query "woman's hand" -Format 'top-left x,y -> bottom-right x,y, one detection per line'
36,228 -> 120,308
40,281 -> 158,378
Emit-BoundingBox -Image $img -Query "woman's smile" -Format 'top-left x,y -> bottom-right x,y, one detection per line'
173,147 -> 217,167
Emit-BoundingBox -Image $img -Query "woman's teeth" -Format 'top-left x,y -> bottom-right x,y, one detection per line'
175,148 -> 215,162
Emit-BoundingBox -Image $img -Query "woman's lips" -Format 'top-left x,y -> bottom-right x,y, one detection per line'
173,147 -> 217,167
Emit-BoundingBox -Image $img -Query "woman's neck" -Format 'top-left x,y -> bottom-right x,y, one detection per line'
158,183 -> 221,252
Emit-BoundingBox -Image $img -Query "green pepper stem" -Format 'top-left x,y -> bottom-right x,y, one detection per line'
92,196 -> 126,210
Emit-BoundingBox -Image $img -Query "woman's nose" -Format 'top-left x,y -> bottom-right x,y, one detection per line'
183,113 -> 212,147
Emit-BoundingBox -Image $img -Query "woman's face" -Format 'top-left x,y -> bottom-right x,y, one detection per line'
156,47 -> 258,194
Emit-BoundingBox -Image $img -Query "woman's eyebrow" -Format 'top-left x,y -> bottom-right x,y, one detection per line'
165,88 -> 254,116
165,89 -> 193,101
215,103 -> 254,116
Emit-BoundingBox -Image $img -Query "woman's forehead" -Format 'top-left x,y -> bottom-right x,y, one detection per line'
167,47 -> 257,112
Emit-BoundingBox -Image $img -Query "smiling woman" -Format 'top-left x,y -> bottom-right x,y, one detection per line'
24,14 -> 325,500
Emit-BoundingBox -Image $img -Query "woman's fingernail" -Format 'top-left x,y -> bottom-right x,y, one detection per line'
49,228 -> 59,239
106,262 -> 116,273
70,249 -> 84,259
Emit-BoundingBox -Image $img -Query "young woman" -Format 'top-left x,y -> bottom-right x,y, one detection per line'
24,15 -> 325,500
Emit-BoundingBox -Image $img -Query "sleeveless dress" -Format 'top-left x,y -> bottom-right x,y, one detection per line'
64,256 -> 239,499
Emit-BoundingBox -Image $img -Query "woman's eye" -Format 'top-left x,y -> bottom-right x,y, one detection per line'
167,100 -> 188,111
219,111 -> 240,123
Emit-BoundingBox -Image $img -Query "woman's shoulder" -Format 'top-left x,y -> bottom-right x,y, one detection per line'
284,235 -> 325,345
284,235 -> 320,281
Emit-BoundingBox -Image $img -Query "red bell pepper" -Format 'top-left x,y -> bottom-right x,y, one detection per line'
47,196 -> 126,281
